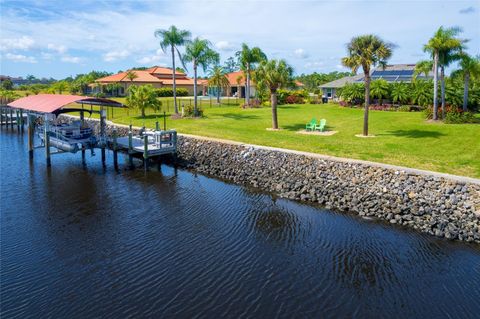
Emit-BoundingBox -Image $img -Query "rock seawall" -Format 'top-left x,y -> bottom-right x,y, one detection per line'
176,136 -> 480,243
59,115 -> 480,243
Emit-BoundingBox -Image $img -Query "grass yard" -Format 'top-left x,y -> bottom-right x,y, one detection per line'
72,102 -> 480,178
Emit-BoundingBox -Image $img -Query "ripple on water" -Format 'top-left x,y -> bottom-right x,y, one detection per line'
1,129 -> 480,318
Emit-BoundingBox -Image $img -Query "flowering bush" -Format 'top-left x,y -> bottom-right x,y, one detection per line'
285,95 -> 304,104
424,105 -> 478,123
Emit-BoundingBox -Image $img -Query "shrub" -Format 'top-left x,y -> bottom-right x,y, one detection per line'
182,103 -> 203,117
370,104 -> 395,111
177,88 -> 189,96
277,89 -> 307,104
424,106 -> 435,120
445,109 -> 478,124
397,105 -> 411,112
285,95 -> 304,104
156,87 -> 189,97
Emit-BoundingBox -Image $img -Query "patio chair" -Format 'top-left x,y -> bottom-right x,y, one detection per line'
315,119 -> 326,132
305,118 -> 317,131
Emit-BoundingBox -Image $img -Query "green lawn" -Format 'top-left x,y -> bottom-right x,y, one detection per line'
73,101 -> 480,178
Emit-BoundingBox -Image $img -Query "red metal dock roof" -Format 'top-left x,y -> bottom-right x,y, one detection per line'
7,94 -> 124,113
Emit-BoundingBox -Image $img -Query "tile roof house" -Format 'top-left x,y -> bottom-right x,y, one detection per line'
93,66 -> 201,96
319,64 -> 433,100
204,71 -> 304,98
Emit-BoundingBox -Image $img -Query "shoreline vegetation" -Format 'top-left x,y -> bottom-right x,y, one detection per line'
66,100 -> 480,178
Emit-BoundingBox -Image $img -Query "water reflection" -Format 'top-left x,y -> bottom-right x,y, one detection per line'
1,128 -> 480,319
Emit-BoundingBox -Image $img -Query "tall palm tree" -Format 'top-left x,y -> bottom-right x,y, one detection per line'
184,38 -> 220,117
236,43 -> 267,106
208,66 -> 230,103
154,25 -> 191,115
125,70 -> 138,95
126,85 -> 162,118
342,34 -> 394,136
439,50 -> 464,118
451,53 -> 480,111
255,59 -> 294,129
424,26 -> 465,120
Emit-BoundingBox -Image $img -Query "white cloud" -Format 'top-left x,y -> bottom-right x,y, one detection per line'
5,53 -> 37,63
136,49 -> 167,64
215,41 -> 234,51
294,48 -> 308,59
103,50 -> 130,62
1,36 -> 35,51
41,52 -> 54,60
47,43 -> 67,54
61,56 -> 82,63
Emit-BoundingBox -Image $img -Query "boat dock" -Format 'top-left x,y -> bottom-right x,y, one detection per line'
2,94 -> 177,169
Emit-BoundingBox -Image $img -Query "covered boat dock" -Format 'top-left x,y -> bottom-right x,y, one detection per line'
4,94 -> 177,168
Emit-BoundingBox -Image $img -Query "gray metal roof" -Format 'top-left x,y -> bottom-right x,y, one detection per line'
319,64 -> 433,88
319,74 -> 364,88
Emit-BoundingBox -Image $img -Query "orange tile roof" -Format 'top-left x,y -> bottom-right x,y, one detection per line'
295,81 -> 304,87
147,66 -> 185,76
226,71 -> 246,86
96,70 -> 164,83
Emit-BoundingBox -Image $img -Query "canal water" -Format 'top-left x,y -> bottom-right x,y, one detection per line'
1,128 -> 480,318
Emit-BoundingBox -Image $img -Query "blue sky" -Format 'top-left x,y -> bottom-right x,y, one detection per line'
1,0 -> 479,79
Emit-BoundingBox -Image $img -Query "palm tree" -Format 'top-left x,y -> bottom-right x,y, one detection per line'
390,82 -> 409,105
126,85 -> 162,118
236,43 -> 267,106
412,79 -> 433,107
413,60 -> 433,79
424,26 -> 465,120
208,66 -> 230,103
339,83 -> 365,105
184,38 -> 219,117
52,81 -> 69,94
342,34 -> 394,136
370,79 -> 390,105
451,53 -> 480,111
255,59 -> 294,129
154,25 -> 191,115
439,50 -> 464,118
125,70 -> 138,95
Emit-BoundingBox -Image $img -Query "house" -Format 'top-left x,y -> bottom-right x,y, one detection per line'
205,71 -> 304,98
319,64 -> 432,100
93,66 -> 201,96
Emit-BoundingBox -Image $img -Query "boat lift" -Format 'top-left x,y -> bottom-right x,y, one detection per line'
6,94 -> 177,168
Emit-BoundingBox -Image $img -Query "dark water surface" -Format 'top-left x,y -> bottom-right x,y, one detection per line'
1,128 -> 480,319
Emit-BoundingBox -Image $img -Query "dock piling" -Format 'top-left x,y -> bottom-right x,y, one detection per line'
44,119 -> 51,167
10,108 -> 14,129
112,128 -> 118,167
28,114 -> 34,158
143,135 -> 149,170
80,111 -> 86,163
128,125 -> 133,167
156,121 -> 159,131
19,110 -> 24,131
16,110 -> 20,130
100,108 -> 106,164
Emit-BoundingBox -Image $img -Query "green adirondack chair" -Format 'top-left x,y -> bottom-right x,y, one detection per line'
315,119 -> 326,132
305,118 -> 316,131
